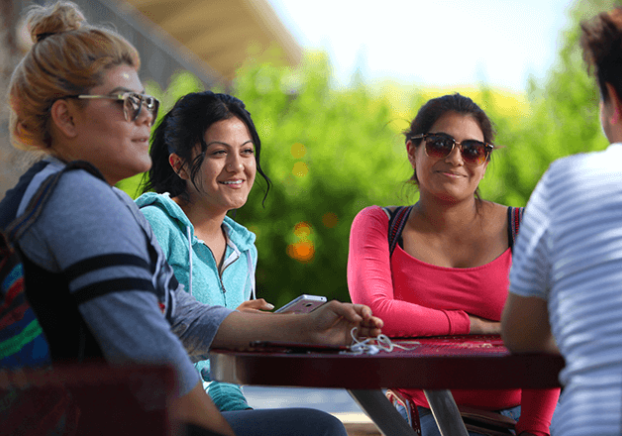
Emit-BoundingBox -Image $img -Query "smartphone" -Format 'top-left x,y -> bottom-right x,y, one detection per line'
274,294 -> 327,314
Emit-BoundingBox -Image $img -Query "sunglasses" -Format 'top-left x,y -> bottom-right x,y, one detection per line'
411,133 -> 494,166
65,92 -> 160,125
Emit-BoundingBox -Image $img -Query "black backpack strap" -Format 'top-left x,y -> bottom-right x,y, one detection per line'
6,161 -> 105,242
507,206 -> 525,253
382,205 -> 414,256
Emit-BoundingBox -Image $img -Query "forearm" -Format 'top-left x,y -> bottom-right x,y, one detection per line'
212,300 -> 383,349
212,311 -> 310,349
515,388 -> 561,436
501,294 -> 559,354
364,299 -> 470,337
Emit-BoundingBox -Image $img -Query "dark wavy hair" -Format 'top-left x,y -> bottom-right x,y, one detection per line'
580,7 -> 622,103
403,93 -> 495,197
143,91 -> 271,205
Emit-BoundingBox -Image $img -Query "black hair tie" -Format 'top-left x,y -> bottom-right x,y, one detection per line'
36,32 -> 55,42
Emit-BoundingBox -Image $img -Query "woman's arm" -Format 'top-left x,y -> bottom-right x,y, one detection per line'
515,387 -> 560,436
212,300 -> 383,349
502,170 -> 558,355
347,206 -> 470,337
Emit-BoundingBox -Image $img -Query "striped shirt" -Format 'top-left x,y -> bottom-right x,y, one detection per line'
509,143 -> 622,436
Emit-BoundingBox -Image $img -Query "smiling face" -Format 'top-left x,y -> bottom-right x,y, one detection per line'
408,111 -> 488,203
184,117 -> 257,215
66,64 -> 153,185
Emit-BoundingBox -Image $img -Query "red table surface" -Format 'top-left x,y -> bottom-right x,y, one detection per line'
210,335 -> 564,390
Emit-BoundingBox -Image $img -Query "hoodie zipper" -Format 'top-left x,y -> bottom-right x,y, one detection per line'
203,244 -> 231,298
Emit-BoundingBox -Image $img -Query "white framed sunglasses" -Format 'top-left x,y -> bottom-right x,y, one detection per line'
65,92 -> 160,124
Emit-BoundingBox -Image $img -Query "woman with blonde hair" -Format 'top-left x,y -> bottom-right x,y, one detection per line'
0,2 -> 382,435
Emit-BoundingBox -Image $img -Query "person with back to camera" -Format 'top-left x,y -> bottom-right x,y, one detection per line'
347,93 -> 559,436
0,2 -> 383,435
135,91 -> 273,412
502,7 -> 622,436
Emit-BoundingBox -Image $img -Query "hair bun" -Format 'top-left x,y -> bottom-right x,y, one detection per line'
27,1 -> 86,44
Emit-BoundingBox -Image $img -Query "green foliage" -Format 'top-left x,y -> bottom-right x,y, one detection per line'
478,0 -> 616,206
118,0 -> 620,306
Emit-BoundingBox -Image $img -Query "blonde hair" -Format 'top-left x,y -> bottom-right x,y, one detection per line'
8,1 -> 141,151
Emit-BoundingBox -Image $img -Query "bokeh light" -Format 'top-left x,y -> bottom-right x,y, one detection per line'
291,143 -> 307,158
292,162 -> 309,177
287,241 -> 315,263
322,212 -> 339,228
293,222 -> 312,238
288,222 -> 315,263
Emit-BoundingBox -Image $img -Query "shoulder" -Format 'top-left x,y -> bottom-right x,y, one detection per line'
136,193 -> 184,232
51,169 -> 125,218
223,215 -> 256,248
544,146 -> 622,186
136,192 -> 175,218
20,171 -> 151,270
529,148 -> 619,213
354,205 -> 390,221
478,200 -> 514,223
350,206 -> 391,236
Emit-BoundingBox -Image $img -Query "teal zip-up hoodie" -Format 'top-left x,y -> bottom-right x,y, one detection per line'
136,192 -> 257,411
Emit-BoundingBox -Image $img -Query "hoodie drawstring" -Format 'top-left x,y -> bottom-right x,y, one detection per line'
246,250 -> 256,300
187,226 -> 193,297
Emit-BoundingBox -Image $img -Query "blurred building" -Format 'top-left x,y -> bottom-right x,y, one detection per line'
15,0 -> 301,88
0,0 -> 301,198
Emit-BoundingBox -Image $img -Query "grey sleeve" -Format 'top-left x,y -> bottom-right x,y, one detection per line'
169,286 -> 235,362
19,172 -> 203,396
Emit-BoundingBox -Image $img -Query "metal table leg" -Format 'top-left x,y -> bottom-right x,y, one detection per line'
348,389 -> 417,436
424,390 -> 469,436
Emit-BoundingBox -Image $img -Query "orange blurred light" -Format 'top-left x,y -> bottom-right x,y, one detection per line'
287,241 -> 315,263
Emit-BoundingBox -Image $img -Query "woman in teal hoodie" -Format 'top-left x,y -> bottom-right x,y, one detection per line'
136,91 -> 274,412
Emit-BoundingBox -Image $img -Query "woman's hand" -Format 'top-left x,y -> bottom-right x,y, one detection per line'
306,300 -> 384,346
236,298 -> 274,313
468,314 -> 501,335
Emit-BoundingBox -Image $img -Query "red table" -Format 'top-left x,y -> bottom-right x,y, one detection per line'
210,335 -> 564,436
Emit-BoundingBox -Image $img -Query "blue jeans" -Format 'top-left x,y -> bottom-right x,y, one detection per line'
222,407 -> 348,436
394,401 -> 521,436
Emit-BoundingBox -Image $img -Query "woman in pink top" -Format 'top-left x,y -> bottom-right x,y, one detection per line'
348,94 -> 558,436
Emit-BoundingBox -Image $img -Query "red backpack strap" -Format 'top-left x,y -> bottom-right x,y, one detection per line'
382,206 -> 414,256
507,206 -> 525,253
